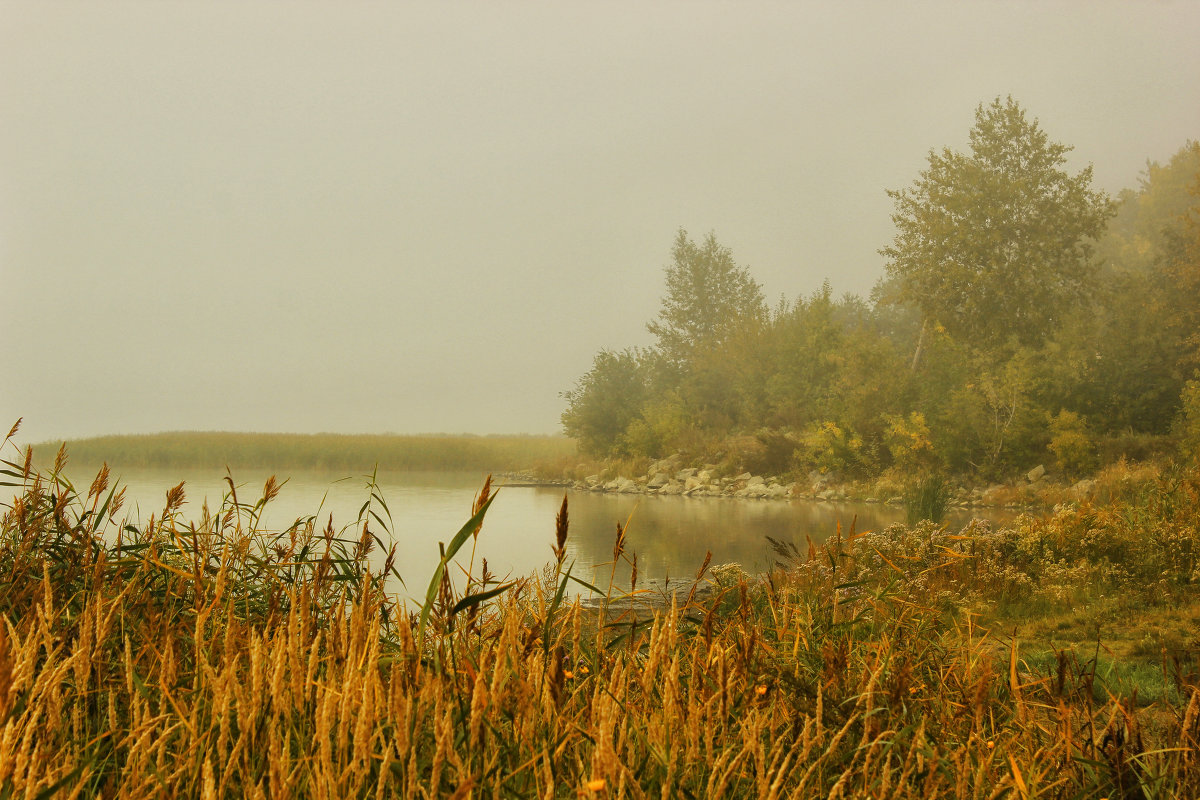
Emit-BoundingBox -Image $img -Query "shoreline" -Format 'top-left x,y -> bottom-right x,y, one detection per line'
503,458 -> 1103,512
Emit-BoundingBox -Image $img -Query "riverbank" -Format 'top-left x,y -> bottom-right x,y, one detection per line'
511,450 -> 1140,512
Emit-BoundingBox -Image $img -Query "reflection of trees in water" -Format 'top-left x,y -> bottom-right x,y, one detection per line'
557,490 -> 1013,585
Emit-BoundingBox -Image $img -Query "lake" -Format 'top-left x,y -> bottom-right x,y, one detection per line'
60,466 -> 1015,601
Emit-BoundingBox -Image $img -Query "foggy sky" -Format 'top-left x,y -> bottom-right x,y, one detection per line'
2,1 -> 1198,444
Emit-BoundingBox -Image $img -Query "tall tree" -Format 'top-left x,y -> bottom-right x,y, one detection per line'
882,97 -> 1114,353
1097,140 -> 1200,275
647,230 -> 766,370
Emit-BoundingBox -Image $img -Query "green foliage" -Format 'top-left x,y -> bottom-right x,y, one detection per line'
1178,376 -> 1200,463
1097,140 -> 1200,275
560,349 -> 650,457
883,412 -> 936,472
799,420 -> 872,477
646,229 -> 766,370
619,392 -> 690,458
904,472 -> 947,524
882,96 -> 1114,351
561,112 -> 1199,485
1048,410 -> 1096,476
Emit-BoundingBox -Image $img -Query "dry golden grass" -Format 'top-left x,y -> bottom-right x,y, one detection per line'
2,425 -> 1200,798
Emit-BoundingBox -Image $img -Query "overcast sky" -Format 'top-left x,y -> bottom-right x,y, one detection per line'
2,1 -> 1198,444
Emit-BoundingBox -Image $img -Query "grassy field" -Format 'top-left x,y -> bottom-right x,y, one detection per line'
3,428 -> 1200,796
32,431 -> 577,474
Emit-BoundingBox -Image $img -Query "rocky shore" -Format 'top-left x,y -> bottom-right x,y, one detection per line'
504,455 -> 1100,510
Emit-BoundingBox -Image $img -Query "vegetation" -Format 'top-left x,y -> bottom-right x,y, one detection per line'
561,99 -> 1200,485
32,431 -> 575,474
883,96 -> 1114,352
5,429 -> 1200,796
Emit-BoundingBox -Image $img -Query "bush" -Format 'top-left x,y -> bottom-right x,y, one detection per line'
1048,410 -> 1097,476
1178,376 -> 1200,464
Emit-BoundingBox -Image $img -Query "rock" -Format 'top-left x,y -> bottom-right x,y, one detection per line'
675,468 -> 697,480
585,474 -> 601,486
818,489 -> 836,501
981,484 -> 1007,504
747,475 -> 765,488
1026,464 -> 1046,482
1070,478 -> 1096,500
615,478 -> 638,493
696,469 -> 713,484
735,472 -> 753,482
808,470 -> 832,488
647,472 -> 671,489
684,476 -> 704,492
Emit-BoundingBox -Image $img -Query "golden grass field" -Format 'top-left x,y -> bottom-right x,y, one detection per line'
3,422 -> 1200,798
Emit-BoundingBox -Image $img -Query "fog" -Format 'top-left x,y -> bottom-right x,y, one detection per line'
2,1 -> 1197,444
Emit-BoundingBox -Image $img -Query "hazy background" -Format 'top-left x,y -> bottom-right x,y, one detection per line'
3,1 -> 1198,444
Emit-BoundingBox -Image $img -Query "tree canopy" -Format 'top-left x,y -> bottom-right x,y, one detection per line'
646,229 -> 766,370
561,115 -> 1200,480
881,96 -> 1114,351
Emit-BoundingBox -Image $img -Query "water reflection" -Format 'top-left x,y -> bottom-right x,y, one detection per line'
65,466 -> 1016,600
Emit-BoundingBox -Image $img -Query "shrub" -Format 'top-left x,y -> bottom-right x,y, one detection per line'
1048,410 -> 1097,476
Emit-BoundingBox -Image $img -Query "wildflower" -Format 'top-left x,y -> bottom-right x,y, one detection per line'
755,685 -> 768,696
564,670 -> 574,680
987,740 -> 994,750
585,778 -> 606,792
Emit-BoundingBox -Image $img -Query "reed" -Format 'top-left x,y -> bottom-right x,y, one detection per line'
3,424 -> 1199,797
32,431 -> 576,474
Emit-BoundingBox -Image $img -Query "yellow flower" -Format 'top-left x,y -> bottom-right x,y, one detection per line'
987,740 -> 995,750
564,670 -> 574,680
755,685 -> 768,696
585,778 -> 606,792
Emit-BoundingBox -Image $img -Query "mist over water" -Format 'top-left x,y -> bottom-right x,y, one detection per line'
2,3 -> 1198,445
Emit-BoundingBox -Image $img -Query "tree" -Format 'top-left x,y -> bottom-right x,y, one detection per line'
560,349 -> 650,457
882,97 -> 1114,353
647,230 -> 766,370
1096,140 -> 1200,275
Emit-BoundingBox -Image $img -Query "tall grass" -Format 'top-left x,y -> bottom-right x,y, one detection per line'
32,431 -> 576,474
904,472 -> 948,524
3,422 -> 1200,797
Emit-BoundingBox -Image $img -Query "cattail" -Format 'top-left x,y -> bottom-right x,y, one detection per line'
552,493 -> 569,564
3,418 -> 19,442
613,521 -> 626,562
630,551 -> 638,592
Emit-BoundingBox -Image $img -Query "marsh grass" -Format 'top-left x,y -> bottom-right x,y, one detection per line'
3,422 -> 1200,798
904,472 -> 948,524
34,431 -> 576,474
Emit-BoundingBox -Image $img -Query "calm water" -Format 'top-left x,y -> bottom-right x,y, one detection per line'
61,466 -> 1013,600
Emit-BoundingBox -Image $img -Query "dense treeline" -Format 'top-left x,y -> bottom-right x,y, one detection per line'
563,98 -> 1200,481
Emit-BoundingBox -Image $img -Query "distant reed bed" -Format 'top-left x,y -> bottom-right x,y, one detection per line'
33,431 -> 576,473
3,421 -> 1200,797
